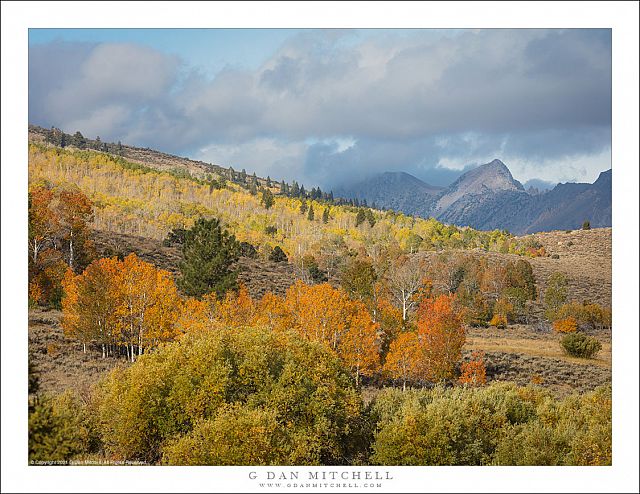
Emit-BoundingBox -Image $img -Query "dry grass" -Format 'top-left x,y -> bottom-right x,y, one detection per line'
466,334 -> 611,369
29,309 -> 126,397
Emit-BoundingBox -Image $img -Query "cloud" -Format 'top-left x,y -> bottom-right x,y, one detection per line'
29,29 -> 611,188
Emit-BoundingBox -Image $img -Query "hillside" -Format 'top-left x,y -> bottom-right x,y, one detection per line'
28,139 -> 524,261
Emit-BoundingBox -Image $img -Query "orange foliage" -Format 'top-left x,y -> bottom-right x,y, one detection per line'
338,300 -> 380,385
489,314 -> 507,328
282,281 -> 381,381
553,317 -> 578,333
458,351 -> 487,386
216,284 -> 256,328
415,294 -> 466,382
62,254 -> 180,359
383,332 -> 419,390
253,292 -> 291,331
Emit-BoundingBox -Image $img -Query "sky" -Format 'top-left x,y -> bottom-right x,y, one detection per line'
28,28 -> 612,190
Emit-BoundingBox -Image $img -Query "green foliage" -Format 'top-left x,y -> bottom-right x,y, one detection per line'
494,386 -> 611,465
261,188 -> 274,209
370,383 -> 611,466
162,227 -> 187,246
544,272 -> 568,320
178,217 -> 240,298
322,207 -> 330,224
340,258 -> 376,303
96,328 -> 365,465
355,209 -> 366,227
582,220 -> 591,230
29,392 -> 98,462
269,246 -> 288,263
303,255 -> 327,283
238,241 -> 258,258
307,204 -> 315,221
370,384 -> 529,465
560,333 -> 602,358
505,259 -> 537,301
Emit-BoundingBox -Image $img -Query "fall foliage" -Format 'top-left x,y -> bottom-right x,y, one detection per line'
62,253 -> 180,360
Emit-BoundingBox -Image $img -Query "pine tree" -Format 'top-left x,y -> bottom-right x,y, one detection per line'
365,209 -> 376,227
355,209 -> 366,227
249,180 -> 258,196
261,188 -> 275,209
291,182 -> 300,197
307,204 -> 315,221
266,176 -> 272,188
178,218 -> 240,298
280,180 -> 287,195
322,207 -> 330,224
300,200 -> 308,215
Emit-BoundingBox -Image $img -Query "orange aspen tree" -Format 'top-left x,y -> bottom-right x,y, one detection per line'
61,258 -> 120,357
216,284 -> 256,328
383,332 -> 419,391
253,292 -> 291,331
458,351 -> 487,386
416,294 -> 465,382
339,301 -> 380,386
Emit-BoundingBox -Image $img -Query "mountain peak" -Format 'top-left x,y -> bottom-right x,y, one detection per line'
433,159 -> 524,214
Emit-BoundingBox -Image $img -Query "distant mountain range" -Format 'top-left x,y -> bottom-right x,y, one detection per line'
335,159 -> 611,234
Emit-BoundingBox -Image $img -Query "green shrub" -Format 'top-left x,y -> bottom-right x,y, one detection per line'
370,384 -> 539,465
560,333 -> 602,358
370,383 -> 611,466
95,327 -> 365,465
494,386 -> 611,465
269,245 -> 288,262
29,391 -> 98,463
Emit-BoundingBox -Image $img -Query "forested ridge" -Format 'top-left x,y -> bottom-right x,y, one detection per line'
27,131 -> 612,466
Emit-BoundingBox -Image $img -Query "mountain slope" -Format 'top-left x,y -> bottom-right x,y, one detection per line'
432,159 -> 525,215
336,160 -> 611,234
334,171 -> 442,216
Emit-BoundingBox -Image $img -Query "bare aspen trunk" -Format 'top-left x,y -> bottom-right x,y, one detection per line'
69,230 -> 74,271
102,344 -> 106,359
83,342 -> 86,353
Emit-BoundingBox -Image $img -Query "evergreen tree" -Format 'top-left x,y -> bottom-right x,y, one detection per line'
300,185 -> 306,198
322,207 -> 330,224
300,200 -> 308,215
249,180 -> 258,196
261,188 -> 275,209
307,204 -> 315,221
266,176 -> 272,188
365,209 -> 376,227
178,218 -> 240,298
291,181 -> 300,197
355,209 -> 366,227
280,180 -> 287,195
269,246 -> 288,263
72,131 -> 87,149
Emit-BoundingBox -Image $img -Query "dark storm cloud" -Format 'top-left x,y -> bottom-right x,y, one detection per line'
28,29 -> 611,187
